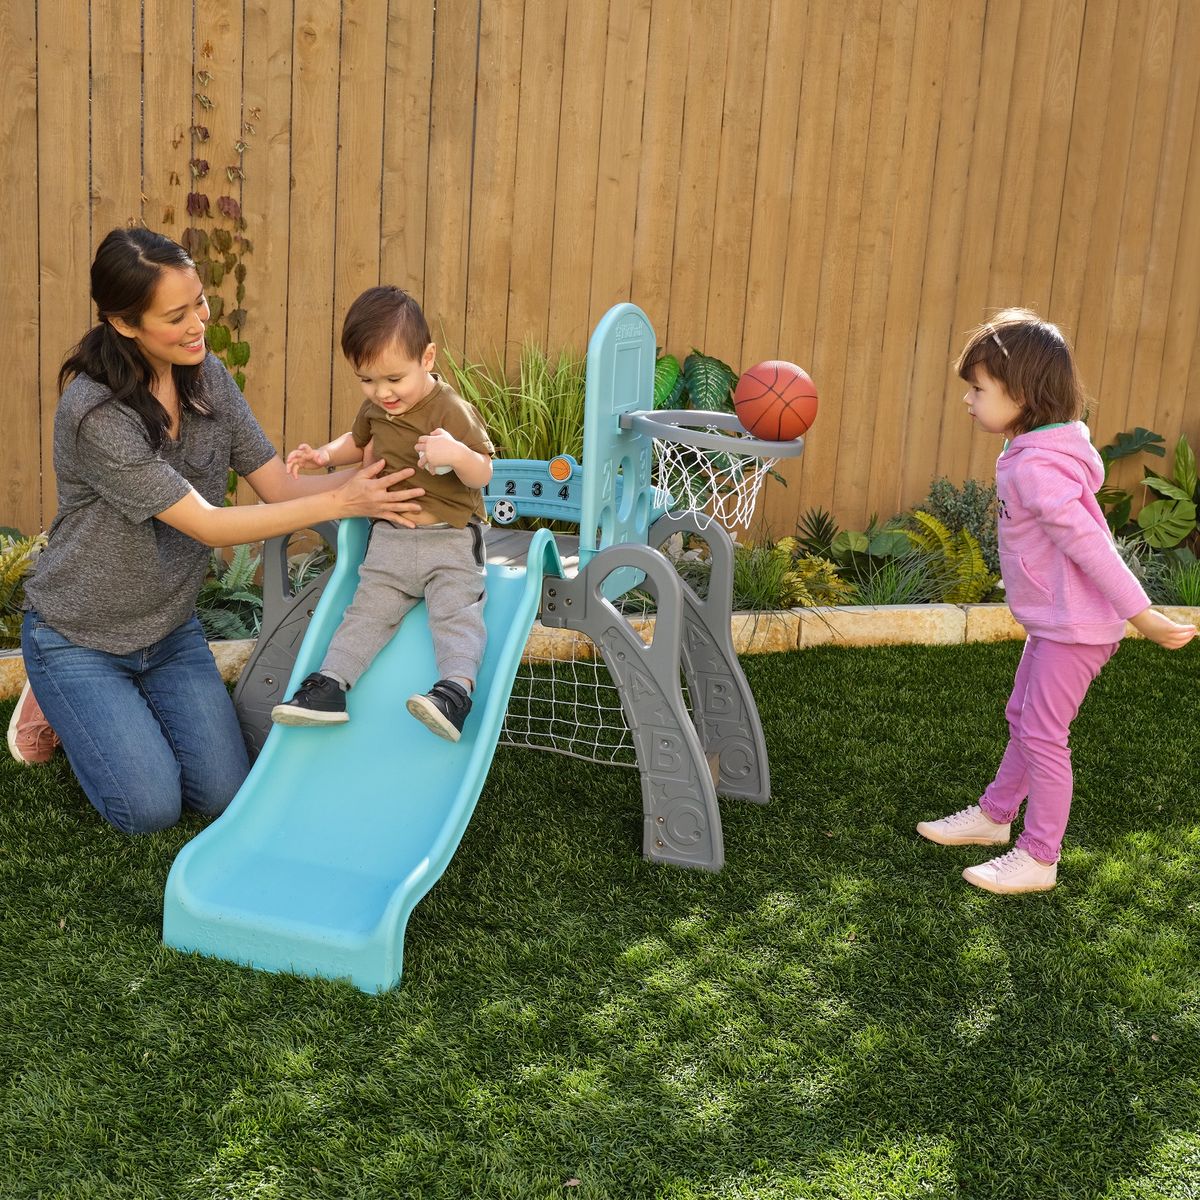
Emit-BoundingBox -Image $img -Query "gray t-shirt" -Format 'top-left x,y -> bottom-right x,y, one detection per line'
25,355 -> 277,653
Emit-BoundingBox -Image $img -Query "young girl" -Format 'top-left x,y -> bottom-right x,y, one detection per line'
917,309 -> 1195,894
10,227 -> 426,833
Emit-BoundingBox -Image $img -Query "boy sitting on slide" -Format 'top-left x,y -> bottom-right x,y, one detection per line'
272,287 -> 494,742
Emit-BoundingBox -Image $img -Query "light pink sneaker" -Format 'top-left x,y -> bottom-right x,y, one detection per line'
916,804 -> 1010,846
6,680 -> 61,766
963,847 -> 1057,895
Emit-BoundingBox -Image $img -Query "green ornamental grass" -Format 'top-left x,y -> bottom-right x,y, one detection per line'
1,640 -> 1197,1198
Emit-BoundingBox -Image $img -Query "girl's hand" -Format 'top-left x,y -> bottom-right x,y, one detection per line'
335,458 -> 425,526
415,428 -> 462,476
1129,608 -> 1198,650
286,443 -> 331,479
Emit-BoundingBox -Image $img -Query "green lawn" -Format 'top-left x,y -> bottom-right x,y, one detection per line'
1,640 -> 1197,1199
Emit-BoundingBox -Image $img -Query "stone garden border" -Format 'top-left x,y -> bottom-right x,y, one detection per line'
2,604 -> 1197,700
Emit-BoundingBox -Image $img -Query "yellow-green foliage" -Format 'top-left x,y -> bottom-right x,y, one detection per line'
904,511 -> 997,603
774,539 -> 858,608
0,532 -> 47,648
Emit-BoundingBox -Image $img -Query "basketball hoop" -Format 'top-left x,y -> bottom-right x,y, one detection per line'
621,409 -> 806,532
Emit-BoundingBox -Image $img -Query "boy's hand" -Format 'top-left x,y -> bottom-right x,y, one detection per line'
1129,608 -> 1198,650
286,443 -> 331,478
415,428 -> 463,476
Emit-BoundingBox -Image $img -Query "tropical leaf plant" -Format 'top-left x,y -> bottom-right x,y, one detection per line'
653,354 -> 684,409
681,350 -> 737,414
0,531 -> 47,649
1095,426 -> 1166,531
195,543 -> 263,640
796,506 -> 839,558
1137,435 -> 1199,550
904,510 -> 997,603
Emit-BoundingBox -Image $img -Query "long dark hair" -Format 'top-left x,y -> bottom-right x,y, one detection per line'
59,227 -> 213,448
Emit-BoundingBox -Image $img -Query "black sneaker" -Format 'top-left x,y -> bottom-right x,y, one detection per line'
406,680 -> 472,742
271,673 -> 349,726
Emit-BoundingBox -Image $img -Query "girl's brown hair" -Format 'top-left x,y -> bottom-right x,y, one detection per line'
955,308 -> 1086,436
341,286 -> 433,367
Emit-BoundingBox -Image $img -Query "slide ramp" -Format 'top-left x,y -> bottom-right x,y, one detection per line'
163,520 -> 564,993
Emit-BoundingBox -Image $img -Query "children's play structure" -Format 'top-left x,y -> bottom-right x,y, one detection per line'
162,303 -> 807,993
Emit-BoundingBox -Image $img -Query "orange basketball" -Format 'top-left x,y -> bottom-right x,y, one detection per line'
733,361 -> 819,441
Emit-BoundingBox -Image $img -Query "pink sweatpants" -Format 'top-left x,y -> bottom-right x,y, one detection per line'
978,635 -> 1118,864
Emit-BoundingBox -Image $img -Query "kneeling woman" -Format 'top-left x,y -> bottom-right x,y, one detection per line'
13,227 -> 424,833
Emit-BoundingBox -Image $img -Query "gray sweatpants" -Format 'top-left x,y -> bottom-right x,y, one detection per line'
320,521 -> 487,689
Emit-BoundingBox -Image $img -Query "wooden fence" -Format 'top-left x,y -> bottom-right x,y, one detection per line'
3,0 -> 1199,540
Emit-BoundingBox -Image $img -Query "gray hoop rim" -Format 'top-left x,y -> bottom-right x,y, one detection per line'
620,409 -> 806,458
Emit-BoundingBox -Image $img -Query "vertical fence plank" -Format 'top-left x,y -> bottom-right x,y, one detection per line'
425,0 -> 479,357
920,2 -> 987,489
381,0 -> 435,300
1154,15 -> 1200,449
36,1 -> 92,530
2,0 -> 41,535
702,0 -> 771,369
1097,0 -> 1177,447
1133,0 -> 1200,446
832,0 -> 919,526
285,2 -> 342,450
1021,0 -> 1087,315
196,0 -> 245,230
332,0 -> 389,432
768,0 -> 842,519
545,0 -> 608,353
799,0 -> 878,518
943,0 -> 1020,488
662,0 -> 729,353
588,0 -> 652,333
1071,0 -> 1149,449
195,0 -> 252,505
888,0 -> 970,514
465,0 -> 524,364
627,0 -> 686,345
507,0 -> 567,356
243,0 -> 295,457
143,0 -> 194,241
987,1 -> 1056,309
1047,0 -> 1119,338
91,0 -> 143,236
739,0 -> 808,373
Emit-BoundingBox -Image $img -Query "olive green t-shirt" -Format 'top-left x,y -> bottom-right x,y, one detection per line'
351,375 -> 494,528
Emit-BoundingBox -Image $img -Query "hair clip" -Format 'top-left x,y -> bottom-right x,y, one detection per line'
987,325 -> 1010,358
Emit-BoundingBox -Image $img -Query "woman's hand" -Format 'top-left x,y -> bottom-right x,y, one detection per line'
334,458 -> 425,526
286,443 -> 331,478
1129,607 -> 1198,650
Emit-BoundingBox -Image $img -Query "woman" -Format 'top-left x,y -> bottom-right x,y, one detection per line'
10,227 -> 424,833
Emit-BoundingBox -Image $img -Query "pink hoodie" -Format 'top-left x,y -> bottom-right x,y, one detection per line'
995,421 -> 1149,644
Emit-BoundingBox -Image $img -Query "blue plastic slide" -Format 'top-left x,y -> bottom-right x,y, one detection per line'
163,520 -> 564,993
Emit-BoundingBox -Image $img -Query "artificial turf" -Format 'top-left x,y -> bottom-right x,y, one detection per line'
0,640 -> 1197,1199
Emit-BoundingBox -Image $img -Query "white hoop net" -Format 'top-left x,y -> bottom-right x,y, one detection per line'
651,435 -> 779,531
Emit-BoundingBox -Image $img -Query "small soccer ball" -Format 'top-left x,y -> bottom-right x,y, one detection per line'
492,498 -> 518,525
733,361 -> 819,441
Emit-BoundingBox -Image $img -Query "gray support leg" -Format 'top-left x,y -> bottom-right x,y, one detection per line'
649,513 -> 771,805
232,523 -> 339,760
542,545 -> 724,872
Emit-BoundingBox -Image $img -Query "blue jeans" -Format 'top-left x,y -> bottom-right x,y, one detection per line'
21,610 -> 249,834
